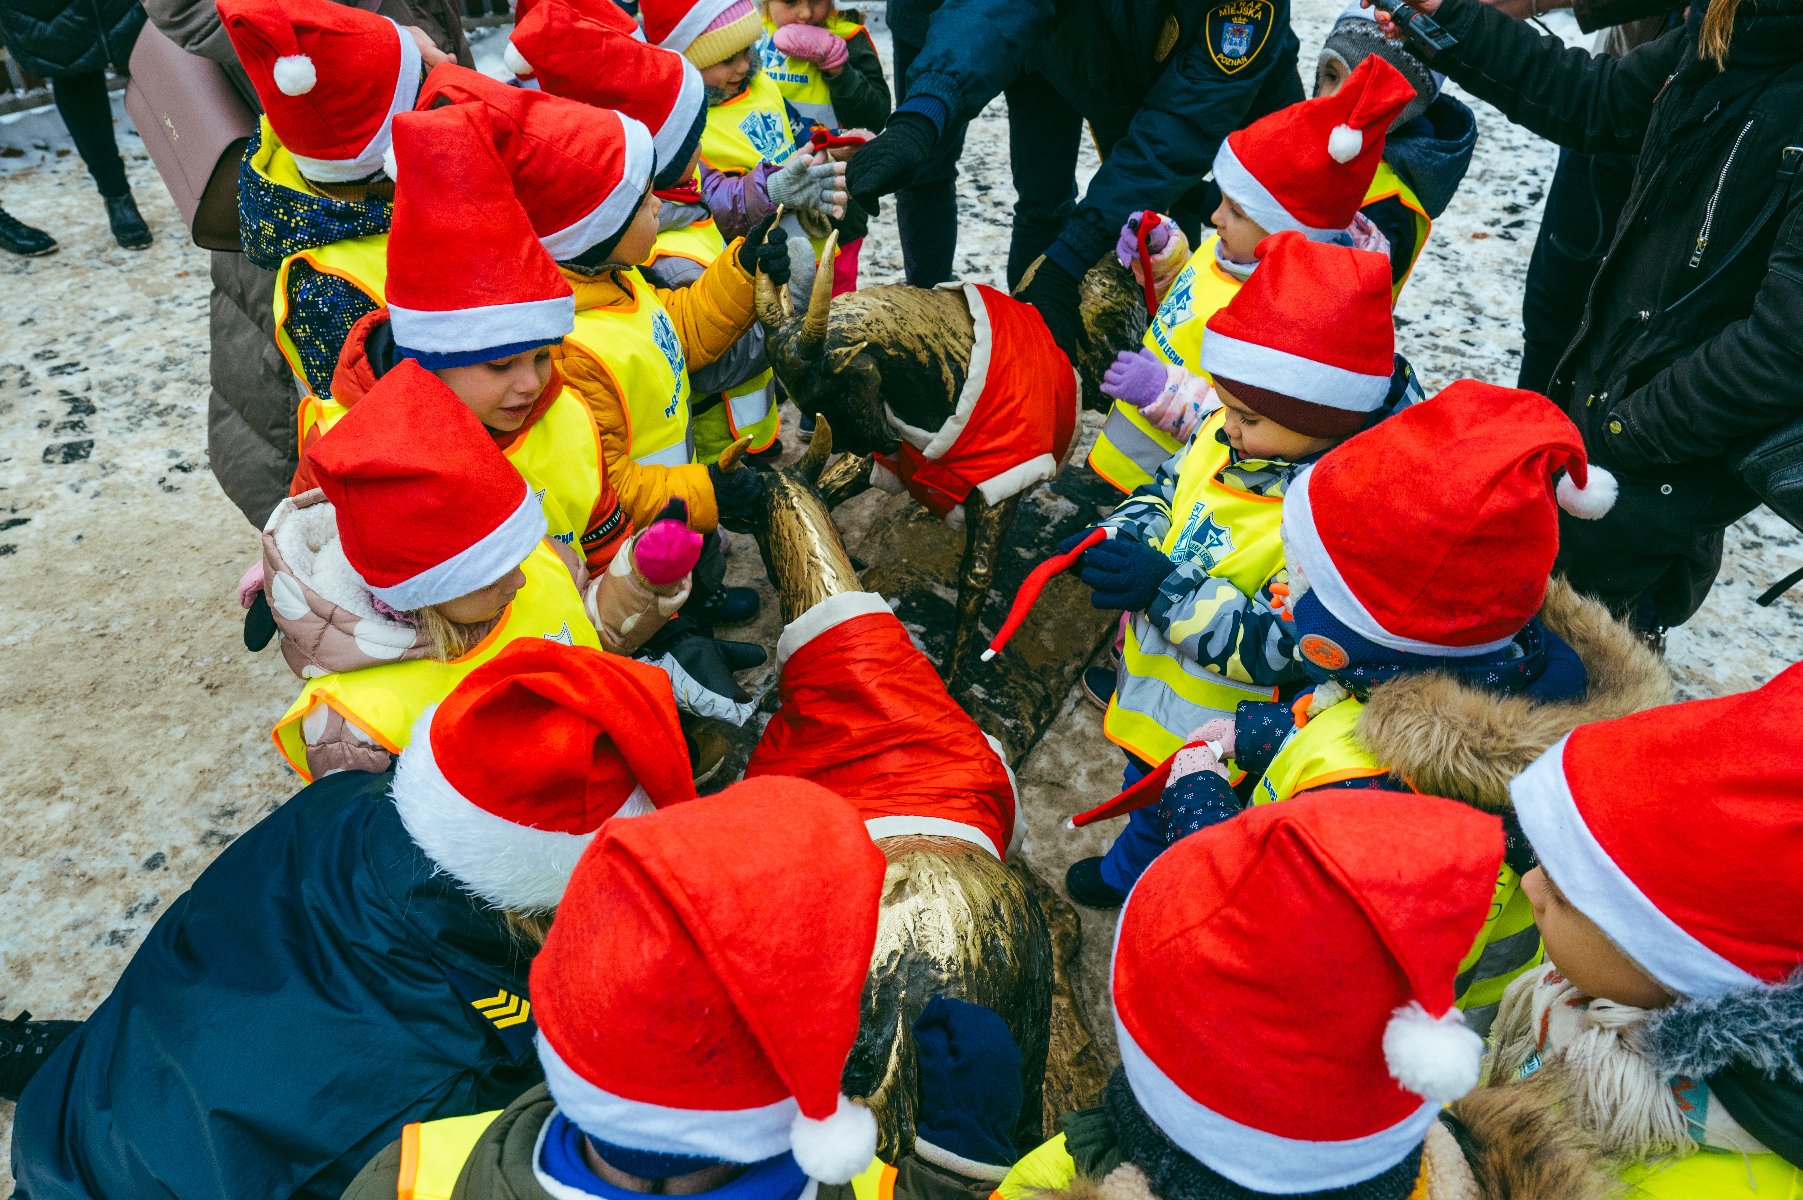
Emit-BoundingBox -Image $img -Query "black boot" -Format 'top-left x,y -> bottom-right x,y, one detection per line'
104,193 -> 152,250
1064,857 -> 1127,910
1,1011 -> 80,1102
0,207 -> 58,257
688,585 -> 762,627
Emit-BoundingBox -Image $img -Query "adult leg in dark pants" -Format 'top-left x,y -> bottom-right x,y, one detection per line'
1002,70 -> 1081,289
50,71 -> 150,249
1518,148 -> 1634,393
890,1 -> 969,286
1555,465 -> 1760,638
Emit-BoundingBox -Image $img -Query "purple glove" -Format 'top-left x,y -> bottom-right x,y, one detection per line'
1101,348 -> 1171,409
1114,212 -> 1177,270
772,23 -> 849,71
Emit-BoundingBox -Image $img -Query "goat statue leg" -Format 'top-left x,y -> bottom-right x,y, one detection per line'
945,491 -> 1022,683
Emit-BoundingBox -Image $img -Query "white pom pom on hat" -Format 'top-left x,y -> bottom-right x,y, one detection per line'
503,39 -> 534,78
789,1095 -> 878,1184
1557,464 -> 1618,520
1382,1001 -> 1484,1103
1327,123 -> 1363,164
382,143 -> 398,181
272,53 -> 317,96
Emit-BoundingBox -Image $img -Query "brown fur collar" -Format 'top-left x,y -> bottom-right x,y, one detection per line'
1355,580 -> 1672,812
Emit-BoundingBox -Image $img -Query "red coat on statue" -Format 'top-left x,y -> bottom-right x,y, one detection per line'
744,592 -> 1019,859
871,284 -> 1080,520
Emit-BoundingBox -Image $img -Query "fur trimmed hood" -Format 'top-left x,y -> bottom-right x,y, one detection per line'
1355,580 -> 1671,812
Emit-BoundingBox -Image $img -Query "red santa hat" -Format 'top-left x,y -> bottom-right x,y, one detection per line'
384,105 -> 574,369
531,778 -> 886,1182
504,0 -> 706,186
1212,55 -> 1416,240
391,639 -> 697,911
1511,664 -> 1803,999
415,64 -> 654,262
641,0 -> 762,65
514,0 -> 643,35
1200,231 -> 1395,437
216,0 -> 422,183
307,358 -> 545,610
1282,380 -> 1617,656
1114,789 -> 1502,1193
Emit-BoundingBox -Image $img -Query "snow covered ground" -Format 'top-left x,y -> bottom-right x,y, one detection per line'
3,0 -> 1802,1182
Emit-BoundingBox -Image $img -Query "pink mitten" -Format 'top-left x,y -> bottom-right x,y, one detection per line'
633,519 -> 703,587
1196,718 -> 1236,760
1171,737 -> 1228,782
237,561 -> 266,609
773,23 -> 849,71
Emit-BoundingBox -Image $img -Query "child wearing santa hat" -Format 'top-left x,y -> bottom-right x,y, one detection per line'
1089,55 -> 1417,496
1069,380 -> 1673,1035
340,780 -> 1032,1200
1473,666 -> 1803,1197
263,347 -> 684,783
219,0 -> 458,414
1061,232 -> 1421,910
502,2 -> 787,463
5,640 -> 693,1200
1003,789 -> 1598,1200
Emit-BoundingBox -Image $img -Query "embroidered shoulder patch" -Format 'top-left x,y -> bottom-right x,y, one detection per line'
1206,0 -> 1274,74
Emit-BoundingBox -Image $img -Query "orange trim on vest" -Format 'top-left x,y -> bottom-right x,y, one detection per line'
397,1122 -> 424,1200
1294,765 -> 1389,792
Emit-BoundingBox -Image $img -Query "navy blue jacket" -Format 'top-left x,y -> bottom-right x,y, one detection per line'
898,0 -> 1303,270
10,770 -> 543,1200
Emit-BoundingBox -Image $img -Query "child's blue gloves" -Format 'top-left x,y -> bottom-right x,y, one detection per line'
912,996 -> 1022,1172
1079,538 -> 1175,612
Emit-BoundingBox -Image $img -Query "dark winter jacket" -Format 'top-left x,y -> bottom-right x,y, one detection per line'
8,770 -> 544,1200
1430,0 -> 1803,481
0,0 -> 144,78
136,0 -> 468,528
831,21 -> 893,131
1364,92 -> 1476,282
896,0 -> 1304,271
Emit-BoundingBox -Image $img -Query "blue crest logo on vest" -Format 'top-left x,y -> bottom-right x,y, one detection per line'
1172,509 -> 1237,570
739,108 -> 790,160
1151,267 -> 1198,361
650,309 -> 686,418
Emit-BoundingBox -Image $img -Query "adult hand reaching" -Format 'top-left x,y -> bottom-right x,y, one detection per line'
845,112 -> 936,210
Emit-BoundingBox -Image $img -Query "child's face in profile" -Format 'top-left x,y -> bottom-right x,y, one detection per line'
432,348 -> 555,434
767,0 -> 830,26
701,49 -> 754,99
1520,867 -> 1676,1009
1215,381 -> 1337,462
1210,190 -> 1269,264
612,190 -> 664,267
435,564 -> 527,624
1314,54 -> 1350,100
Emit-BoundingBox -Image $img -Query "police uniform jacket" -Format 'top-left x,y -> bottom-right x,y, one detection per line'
9,770 -> 543,1200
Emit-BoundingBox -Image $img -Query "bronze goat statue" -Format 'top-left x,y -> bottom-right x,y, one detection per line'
754,235 -> 1148,680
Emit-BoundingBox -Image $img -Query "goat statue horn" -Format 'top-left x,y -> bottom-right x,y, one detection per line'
797,229 -> 840,361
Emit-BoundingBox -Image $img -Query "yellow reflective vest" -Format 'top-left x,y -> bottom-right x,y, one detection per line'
701,71 -> 806,176
1621,1150 -> 1803,1199
649,218 -> 780,458
1249,698 -> 1541,1025
1088,235 -> 1243,495
272,540 -> 599,781
565,268 -> 697,469
1363,161 -> 1432,298
1105,410 -> 1284,764
755,15 -> 867,127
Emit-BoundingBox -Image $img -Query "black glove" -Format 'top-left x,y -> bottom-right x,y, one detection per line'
707,461 -> 768,531
846,111 -> 936,211
637,617 -> 765,726
1016,256 -> 1083,363
736,212 -> 791,284
912,996 -> 1022,1172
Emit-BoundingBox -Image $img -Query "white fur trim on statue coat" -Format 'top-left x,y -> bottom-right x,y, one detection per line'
391,707 -> 630,912
776,591 -> 894,665
1510,737 -> 1761,999
287,19 -> 422,184
367,485 -> 548,612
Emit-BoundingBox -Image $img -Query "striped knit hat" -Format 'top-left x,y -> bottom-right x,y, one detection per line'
642,0 -> 763,66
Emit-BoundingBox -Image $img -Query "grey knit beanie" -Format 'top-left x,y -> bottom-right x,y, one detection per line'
1317,7 -> 1440,131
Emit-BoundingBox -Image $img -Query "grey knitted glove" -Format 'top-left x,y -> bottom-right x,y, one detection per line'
765,150 -> 847,219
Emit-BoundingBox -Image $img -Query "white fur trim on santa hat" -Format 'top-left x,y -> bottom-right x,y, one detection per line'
391,706 -> 636,912
865,815 -> 1002,858
1281,467 -> 1518,659
504,38 -> 534,78
538,114 -> 657,261
367,483 -> 546,611
538,1032 -> 804,1164
1556,466 -> 1618,520
661,0 -> 740,53
272,54 -> 316,96
1114,1015 -> 1439,1193
387,294 -> 577,358
286,19 -> 422,184
1382,1002 -> 1483,1102
1210,139 -> 1347,243
1199,330 -> 1390,415
776,591 -> 894,665
790,1094 -> 879,1184
1327,124 -> 1363,164
1510,737 -> 1761,999
655,60 -> 707,170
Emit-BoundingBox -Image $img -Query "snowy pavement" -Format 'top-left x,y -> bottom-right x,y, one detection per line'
3,0 -> 1802,1182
